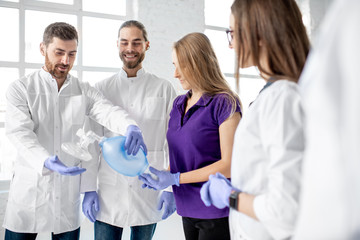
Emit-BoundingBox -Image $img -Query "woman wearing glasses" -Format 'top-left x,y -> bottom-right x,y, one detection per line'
139,32 -> 241,240
200,0 -> 310,239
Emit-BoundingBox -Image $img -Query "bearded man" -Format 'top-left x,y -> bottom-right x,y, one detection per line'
81,20 -> 177,240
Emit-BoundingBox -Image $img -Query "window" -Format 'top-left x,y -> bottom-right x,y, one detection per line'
0,0 -> 127,179
204,0 -> 265,112
0,7 -> 19,62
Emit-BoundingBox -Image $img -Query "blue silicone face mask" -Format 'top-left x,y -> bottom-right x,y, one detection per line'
99,136 -> 149,177
61,129 -> 149,177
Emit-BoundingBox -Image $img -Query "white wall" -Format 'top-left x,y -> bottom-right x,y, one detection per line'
135,0 -> 205,94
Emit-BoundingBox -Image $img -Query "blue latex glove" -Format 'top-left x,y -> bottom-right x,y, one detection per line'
124,125 -> 148,156
158,191 -> 176,219
138,167 -> 180,190
82,191 -> 99,223
44,155 -> 86,176
140,182 -> 156,190
200,172 -> 238,209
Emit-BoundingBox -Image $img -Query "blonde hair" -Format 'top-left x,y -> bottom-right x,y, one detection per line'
173,32 -> 242,114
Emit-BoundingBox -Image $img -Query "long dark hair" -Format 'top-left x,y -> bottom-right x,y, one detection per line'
231,0 -> 310,84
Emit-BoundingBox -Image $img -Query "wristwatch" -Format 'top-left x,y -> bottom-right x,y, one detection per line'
229,190 -> 241,209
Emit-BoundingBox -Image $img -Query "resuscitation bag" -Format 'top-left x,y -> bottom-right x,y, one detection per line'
99,136 -> 149,177
61,129 -> 149,177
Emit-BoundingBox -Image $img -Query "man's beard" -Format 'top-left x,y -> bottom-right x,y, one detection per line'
45,54 -> 70,80
120,51 -> 145,69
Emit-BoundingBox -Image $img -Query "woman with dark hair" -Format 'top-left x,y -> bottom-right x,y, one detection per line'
200,0 -> 310,239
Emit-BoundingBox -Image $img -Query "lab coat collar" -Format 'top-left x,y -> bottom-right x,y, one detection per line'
259,81 -> 274,93
120,68 -> 145,80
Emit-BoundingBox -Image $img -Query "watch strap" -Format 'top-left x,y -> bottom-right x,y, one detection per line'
229,190 -> 240,209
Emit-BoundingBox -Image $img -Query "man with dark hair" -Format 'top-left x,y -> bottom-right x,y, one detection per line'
3,22 -> 146,240
81,20 -> 177,240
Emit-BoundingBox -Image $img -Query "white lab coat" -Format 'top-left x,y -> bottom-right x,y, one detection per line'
3,68 -> 137,234
81,68 -> 177,227
294,0 -> 360,239
230,80 -> 304,240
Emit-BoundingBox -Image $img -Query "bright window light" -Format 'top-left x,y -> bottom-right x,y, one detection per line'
205,0 -> 233,28
83,17 -> 123,68
0,7 -> 19,62
83,71 -> 117,86
0,68 -> 18,110
83,0 -> 126,16
35,0 -> 73,4
25,10 -> 77,64
238,77 -> 265,111
204,29 -> 235,74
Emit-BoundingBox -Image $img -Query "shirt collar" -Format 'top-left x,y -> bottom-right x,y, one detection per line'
40,67 -> 71,85
259,81 -> 274,93
120,68 -> 145,80
177,91 -> 213,110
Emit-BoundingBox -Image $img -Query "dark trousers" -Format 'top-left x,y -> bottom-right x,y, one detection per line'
94,220 -> 156,240
5,228 -> 80,240
182,216 -> 230,240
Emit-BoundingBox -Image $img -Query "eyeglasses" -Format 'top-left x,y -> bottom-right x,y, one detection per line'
226,29 -> 234,46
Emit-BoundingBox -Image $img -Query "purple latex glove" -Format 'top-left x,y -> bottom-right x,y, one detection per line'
138,167 -> 180,190
158,191 -> 176,219
44,155 -> 86,176
200,172 -> 238,209
124,125 -> 148,156
82,191 -> 99,223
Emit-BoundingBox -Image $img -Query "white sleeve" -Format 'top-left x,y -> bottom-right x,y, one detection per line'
83,83 -> 137,135
253,86 -> 304,239
5,81 -> 51,176
163,83 -> 177,193
80,116 -> 103,193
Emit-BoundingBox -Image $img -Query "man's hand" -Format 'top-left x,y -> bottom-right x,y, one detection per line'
44,155 -> 86,176
82,191 -> 99,222
124,125 -> 148,155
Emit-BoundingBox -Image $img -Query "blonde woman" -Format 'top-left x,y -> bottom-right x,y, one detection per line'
139,32 -> 241,240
